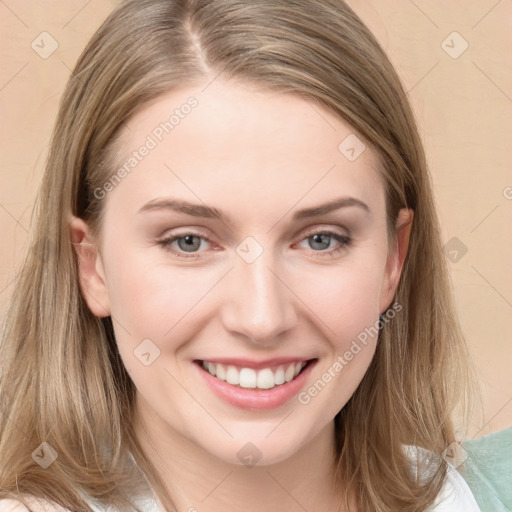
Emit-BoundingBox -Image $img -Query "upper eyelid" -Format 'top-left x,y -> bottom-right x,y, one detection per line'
158,225 -> 349,241
158,227 -> 350,252
300,225 -> 349,237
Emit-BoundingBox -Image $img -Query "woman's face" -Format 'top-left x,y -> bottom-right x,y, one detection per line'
73,80 -> 411,466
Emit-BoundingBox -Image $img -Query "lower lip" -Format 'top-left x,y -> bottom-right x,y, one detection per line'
193,360 -> 317,411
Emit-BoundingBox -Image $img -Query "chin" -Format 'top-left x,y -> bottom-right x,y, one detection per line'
198,427 -> 314,468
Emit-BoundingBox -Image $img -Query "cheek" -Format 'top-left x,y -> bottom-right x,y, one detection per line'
103,253 -> 219,397
103,248 -> 224,346
106,248 -> 386,337
293,264 -> 384,417
293,257 -> 385,343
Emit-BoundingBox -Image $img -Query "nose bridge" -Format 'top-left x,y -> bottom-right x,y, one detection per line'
221,241 -> 296,342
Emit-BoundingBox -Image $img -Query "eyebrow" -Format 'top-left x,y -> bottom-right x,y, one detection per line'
138,196 -> 370,222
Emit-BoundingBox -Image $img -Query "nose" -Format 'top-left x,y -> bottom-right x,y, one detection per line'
220,247 -> 298,346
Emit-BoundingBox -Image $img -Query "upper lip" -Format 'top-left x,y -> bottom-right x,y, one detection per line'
195,357 -> 316,370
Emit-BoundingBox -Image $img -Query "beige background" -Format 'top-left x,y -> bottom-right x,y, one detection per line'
0,1 -> 510,438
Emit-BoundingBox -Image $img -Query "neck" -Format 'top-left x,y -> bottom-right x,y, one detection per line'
133,394 -> 354,512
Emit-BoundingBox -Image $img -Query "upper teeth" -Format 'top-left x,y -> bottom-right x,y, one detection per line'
201,360 -> 307,389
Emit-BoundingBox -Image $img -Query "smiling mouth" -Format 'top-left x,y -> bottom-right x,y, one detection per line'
194,359 -> 316,390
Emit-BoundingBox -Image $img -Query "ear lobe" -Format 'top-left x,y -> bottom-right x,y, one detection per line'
69,216 -> 111,318
380,208 -> 414,312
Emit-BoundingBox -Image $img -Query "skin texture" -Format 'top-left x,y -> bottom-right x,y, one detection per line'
71,80 -> 413,511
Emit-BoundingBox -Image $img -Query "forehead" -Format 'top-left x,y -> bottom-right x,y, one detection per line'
104,80 -> 385,222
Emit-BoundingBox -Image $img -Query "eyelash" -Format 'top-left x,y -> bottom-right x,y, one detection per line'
156,228 -> 352,259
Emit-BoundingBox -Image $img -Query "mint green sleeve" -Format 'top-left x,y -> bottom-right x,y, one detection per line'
462,426 -> 512,512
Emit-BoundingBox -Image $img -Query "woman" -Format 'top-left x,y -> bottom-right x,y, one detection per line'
0,1 -> 480,510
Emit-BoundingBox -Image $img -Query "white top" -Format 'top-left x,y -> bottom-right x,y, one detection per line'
405,445 -> 481,511
0,495 -> 161,512
0,446 -> 481,511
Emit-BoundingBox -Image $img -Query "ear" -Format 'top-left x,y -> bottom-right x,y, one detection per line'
379,208 -> 413,313
69,216 -> 111,318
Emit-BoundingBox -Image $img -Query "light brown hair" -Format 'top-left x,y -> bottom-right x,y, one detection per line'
0,1 -> 477,510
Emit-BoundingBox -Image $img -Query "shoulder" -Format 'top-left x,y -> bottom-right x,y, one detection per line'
429,464 -> 482,511
403,445 -> 481,511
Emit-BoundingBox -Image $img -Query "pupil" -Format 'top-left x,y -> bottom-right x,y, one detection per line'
179,235 -> 200,252
311,234 -> 329,250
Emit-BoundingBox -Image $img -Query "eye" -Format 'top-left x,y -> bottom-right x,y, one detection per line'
157,232 -> 212,258
157,228 -> 352,259
297,229 -> 352,257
